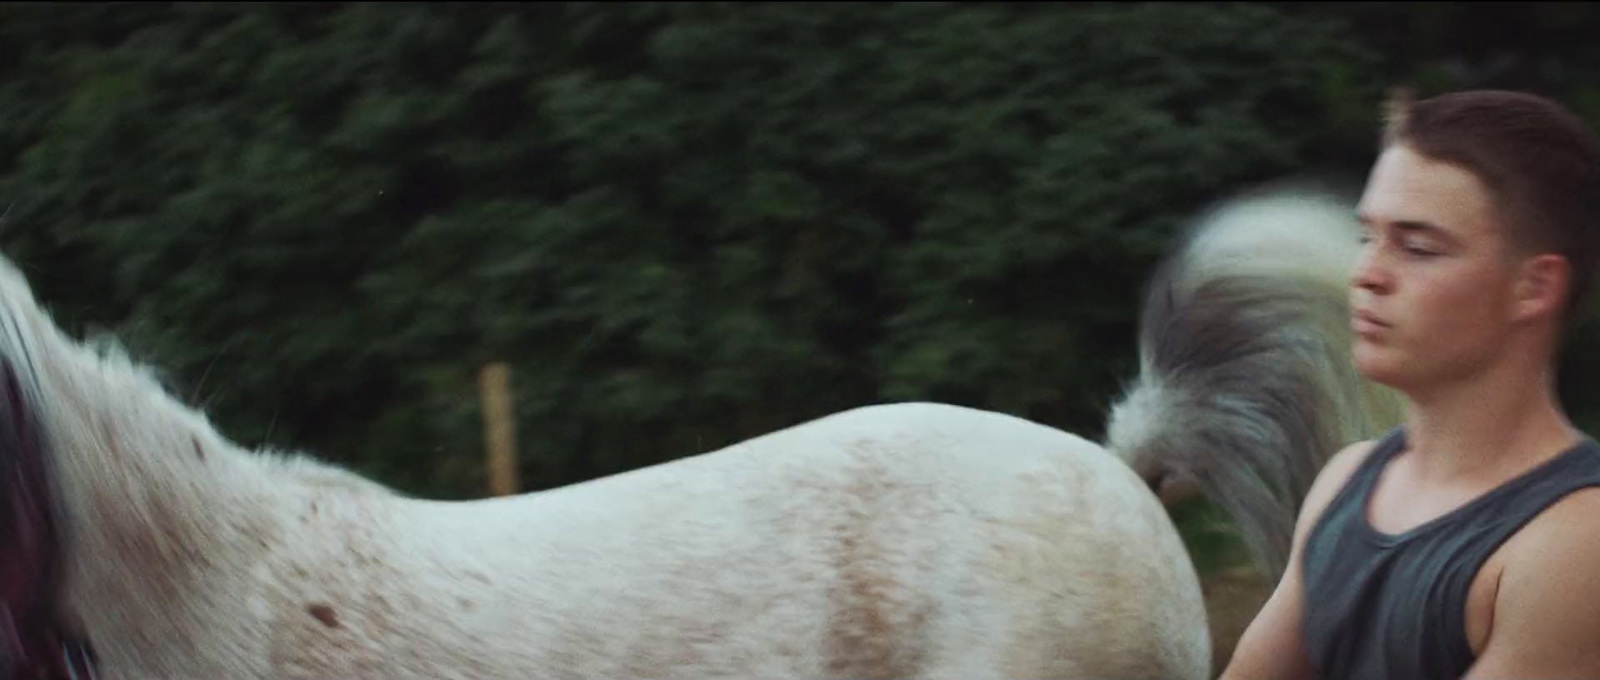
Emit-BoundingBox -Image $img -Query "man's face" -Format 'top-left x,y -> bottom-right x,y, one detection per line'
1350,143 -> 1523,392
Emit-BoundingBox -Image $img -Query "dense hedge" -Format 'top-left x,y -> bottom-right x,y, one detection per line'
2,3 -> 1597,501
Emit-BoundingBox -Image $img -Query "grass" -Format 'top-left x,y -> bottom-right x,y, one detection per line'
1169,496 -> 1256,576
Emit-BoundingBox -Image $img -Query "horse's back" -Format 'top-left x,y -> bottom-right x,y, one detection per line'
375,402 -> 1207,679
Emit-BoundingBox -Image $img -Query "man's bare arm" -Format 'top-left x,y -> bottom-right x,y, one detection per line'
1219,440 -> 1377,680
1462,487 -> 1600,680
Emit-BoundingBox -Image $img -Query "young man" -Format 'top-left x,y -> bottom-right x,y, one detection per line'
1221,89 -> 1600,680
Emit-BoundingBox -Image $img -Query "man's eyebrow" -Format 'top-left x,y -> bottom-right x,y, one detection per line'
1357,212 -> 1452,238
1395,220 -> 1448,236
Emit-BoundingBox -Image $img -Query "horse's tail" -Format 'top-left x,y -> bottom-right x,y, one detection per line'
1104,183 -> 1404,579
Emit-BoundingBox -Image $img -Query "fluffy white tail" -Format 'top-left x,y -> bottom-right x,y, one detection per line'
1105,184 -> 1404,578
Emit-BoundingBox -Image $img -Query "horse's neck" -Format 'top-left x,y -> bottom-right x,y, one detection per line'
22,341 -> 413,672
48,403 -> 296,651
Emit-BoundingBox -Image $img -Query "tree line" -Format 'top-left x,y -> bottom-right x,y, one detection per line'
1,3 -> 1597,516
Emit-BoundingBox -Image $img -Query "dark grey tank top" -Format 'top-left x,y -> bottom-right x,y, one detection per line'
1302,427 -> 1600,680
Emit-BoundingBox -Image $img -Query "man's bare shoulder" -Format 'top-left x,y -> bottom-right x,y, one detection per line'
1506,484 -> 1600,558
1464,485 -> 1600,679
1324,438 -> 1383,481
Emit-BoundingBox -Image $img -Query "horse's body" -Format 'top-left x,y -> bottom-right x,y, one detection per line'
0,185 -> 1402,679
265,404 -> 1201,680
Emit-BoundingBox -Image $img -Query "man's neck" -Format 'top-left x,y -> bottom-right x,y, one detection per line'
1400,349 -> 1580,483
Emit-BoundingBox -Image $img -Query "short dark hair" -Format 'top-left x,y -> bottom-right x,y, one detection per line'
1382,88 -> 1600,320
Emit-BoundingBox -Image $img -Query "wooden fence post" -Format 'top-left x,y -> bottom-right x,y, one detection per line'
480,362 -> 519,497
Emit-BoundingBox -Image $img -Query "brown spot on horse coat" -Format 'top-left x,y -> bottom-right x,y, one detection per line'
192,437 -> 205,461
822,440 -> 929,679
308,604 -> 340,628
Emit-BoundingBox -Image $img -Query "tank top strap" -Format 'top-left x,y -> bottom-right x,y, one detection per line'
1319,426 -> 1408,522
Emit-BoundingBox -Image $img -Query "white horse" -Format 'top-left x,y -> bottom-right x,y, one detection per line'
0,185 -> 1401,680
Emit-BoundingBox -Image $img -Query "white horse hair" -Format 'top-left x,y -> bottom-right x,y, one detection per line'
0,184 -> 1397,680
1105,183 -> 1405,578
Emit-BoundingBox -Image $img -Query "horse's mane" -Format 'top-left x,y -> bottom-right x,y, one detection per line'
0,256 -> 389,499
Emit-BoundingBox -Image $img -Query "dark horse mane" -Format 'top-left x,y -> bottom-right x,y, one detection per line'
0,360 -> 98,678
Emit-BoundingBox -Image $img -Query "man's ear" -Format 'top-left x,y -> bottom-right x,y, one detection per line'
1515,253 -> 1572,321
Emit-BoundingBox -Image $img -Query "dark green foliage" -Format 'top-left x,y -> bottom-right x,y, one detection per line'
0,3 -> 1596,530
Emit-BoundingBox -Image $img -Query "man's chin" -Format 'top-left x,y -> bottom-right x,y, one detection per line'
1353,351 -> 1408,388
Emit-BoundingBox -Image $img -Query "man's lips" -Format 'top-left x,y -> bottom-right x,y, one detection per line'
1352,309 -> 1391,334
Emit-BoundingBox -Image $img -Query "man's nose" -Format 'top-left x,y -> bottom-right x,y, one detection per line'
1351,245 -> 1392,293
